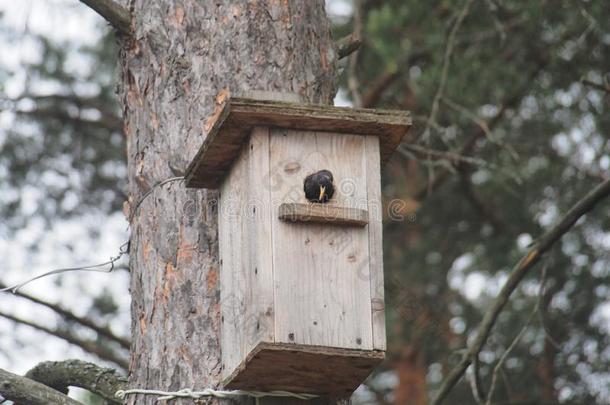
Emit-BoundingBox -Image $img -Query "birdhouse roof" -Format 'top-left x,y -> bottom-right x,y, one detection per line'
185,95 -> 412,189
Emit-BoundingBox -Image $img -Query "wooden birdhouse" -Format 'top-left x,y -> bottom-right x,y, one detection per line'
185,92 -> 412,396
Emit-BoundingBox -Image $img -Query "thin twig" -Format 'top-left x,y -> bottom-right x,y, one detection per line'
0,281 -> 130,349
485,264 -> 549,405
422,0 -> 475,196
441,96 -> 519,160
581,78 -> 610,95
347,0 -> 365,107
467,354 -> 485,404
431,177 -> 610,405
0,311 -> 129,369
399,143 -> 492,169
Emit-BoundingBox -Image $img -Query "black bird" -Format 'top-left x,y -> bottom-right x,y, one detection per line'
304,169 -> 334,203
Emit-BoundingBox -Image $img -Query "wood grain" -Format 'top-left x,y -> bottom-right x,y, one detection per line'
365,136 -> 387,351
223,342 -> 385,395
269,129 -> 373,351
185,96 -> 412,189
219,141 -> 249,378
278,203 -> 368,227
220,128 -> 277,382
245,127 -> 275,351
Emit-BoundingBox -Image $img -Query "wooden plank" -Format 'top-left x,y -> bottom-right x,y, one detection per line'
223,342 -> 384,395
245,127 -> 275,352
219,142 -> 249,380
269,129 -> 373,351
365,136 -> 387,351
278,203 -> 368,227
185,96 -> 412,189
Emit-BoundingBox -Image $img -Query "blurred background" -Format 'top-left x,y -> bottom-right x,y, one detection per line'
0,0 -> 608,404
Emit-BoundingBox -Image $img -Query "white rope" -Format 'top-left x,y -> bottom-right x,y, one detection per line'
115,388 -> 318,401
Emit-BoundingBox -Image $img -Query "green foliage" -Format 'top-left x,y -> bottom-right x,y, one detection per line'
0,1 -> 608,404
335,0 -> 609,403
0,25 -> 124,235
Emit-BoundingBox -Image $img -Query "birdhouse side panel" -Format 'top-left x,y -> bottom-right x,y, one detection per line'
268,129 -> 373,350
219,135 -> 275,380
244,127 -> 275,349
219,145 -> 248,379
365,135 -> 386,350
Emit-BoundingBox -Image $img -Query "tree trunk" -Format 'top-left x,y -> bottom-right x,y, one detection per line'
119,1 -> 339,404
394,345 -> 427,405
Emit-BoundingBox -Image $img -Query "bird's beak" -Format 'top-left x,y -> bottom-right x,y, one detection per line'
318,186 -> 326,202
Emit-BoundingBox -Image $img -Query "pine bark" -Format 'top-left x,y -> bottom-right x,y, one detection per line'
119,1 -> 339,404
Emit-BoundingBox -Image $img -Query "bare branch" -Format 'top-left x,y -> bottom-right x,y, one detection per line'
0,311 -> 129,370
459,173 -> 510,234
347,0 -> 365,107
399,143 -> 492,169
361,70 -> 401,108
442,96 -> 519,160
432,177 -> 610,405
485,264 -> 548,405
0,367 -> 83,405
421,0 -> 475,196
0,281 -> 130,350
581,78 -> 610,95
413,104 -> 508,201
25,360 -> 127,404
336,33 -> 362,60
78,0 -> 131,35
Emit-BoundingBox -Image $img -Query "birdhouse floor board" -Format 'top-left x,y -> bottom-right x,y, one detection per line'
278,203 -> 368,227
185,96 -> 412,189
222,342 -> 385,395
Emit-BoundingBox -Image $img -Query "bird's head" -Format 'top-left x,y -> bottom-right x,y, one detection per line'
316,171 -> 333,202
304,169 -> 335,203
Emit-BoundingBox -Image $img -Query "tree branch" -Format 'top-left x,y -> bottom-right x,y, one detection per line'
431,177 -> 610,405
78,0 -> 131,35
25,360 -> 127,404
361,70 -> 401,107
0,311 -> 129,370
0,367 -> 83,405
347,0 -> 365,107
0,281 -> 130,350
459,172 -> 510,234
413,104 -> 507,202
337,33 -> 362,60
581,78 -> 610,95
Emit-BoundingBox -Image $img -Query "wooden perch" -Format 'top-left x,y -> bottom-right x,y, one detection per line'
79,0 -> 130,35
432,177 -> 610,405
278,203 -> 369,227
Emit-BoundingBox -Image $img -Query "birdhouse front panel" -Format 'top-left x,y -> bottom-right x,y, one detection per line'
185,94 -> 412,395
269,129 -> 374,351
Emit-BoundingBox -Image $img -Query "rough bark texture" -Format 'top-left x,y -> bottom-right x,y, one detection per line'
119,1 -> 340,404
0,367 -> 82,405
25,360 -> 127,404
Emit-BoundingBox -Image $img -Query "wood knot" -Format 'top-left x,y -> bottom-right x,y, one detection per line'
284,161 -> 301,174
